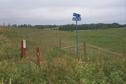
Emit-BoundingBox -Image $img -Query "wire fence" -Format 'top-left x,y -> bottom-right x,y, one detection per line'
58,40 -> 126,65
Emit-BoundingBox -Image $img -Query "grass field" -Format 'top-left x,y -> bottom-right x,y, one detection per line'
79,28 -> 126,53
0,27 -> 126,84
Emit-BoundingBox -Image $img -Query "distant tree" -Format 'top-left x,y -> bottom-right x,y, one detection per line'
12,24 -> 18,28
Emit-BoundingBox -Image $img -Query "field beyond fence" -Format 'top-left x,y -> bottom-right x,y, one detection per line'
59,40 -> 125,62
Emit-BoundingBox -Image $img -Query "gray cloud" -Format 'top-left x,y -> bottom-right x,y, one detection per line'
0,0 -> 126,25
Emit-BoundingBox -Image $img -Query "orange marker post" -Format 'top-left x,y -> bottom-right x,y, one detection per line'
36,48 -> 40,65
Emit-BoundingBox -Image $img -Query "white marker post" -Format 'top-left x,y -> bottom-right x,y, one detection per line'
23,40 -> 26,57
21,40 -> 26,58
23,40 -> 26,48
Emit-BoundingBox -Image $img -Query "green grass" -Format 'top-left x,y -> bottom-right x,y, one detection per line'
79,28 -> 126,53
0,27 -> 126,84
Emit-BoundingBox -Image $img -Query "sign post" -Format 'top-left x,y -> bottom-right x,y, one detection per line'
72,13 -> 81,57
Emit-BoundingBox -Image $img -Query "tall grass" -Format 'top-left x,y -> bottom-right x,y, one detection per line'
0,27 -> 126,84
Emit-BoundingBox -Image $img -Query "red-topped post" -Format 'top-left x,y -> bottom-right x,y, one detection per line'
20,40 -> 26,58
36,48 -> 40,65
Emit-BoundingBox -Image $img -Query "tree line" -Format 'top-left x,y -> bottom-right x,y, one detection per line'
1,23 -> 126,31
7,24 -> 57,29
59,23 -> 126,31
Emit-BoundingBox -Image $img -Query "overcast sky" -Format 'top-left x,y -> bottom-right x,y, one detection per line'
0,0 -> 126,25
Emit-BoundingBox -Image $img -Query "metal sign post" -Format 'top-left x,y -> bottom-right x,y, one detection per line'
72,13 -> 81,57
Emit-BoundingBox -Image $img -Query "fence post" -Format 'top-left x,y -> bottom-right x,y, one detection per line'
59,39 -> 62,48
36,48 -> 40,65
1,78 -> 4,84
83,42 -> 87,57
123,46 -> 125,57
9,78 -> 12,84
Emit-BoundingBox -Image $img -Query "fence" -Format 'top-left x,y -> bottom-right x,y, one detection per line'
58,40 -> 126,65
